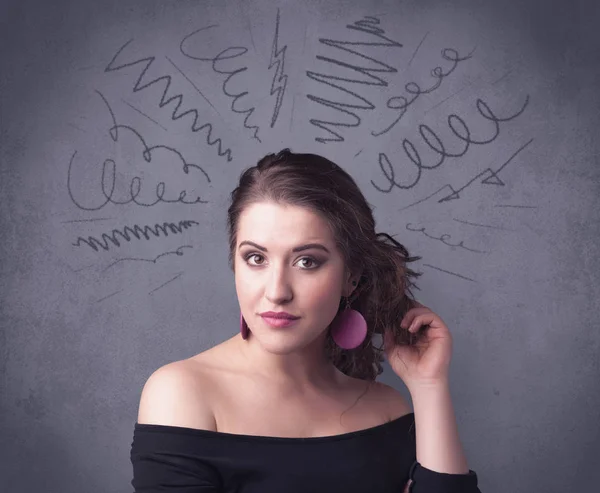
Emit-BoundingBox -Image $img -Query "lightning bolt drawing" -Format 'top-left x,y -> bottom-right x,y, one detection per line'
268,9 -> 288,128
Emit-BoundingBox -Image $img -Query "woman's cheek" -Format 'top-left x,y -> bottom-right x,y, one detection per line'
305,277 -> 342,321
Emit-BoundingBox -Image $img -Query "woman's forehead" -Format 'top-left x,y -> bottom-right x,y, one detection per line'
237,202 -> 335,244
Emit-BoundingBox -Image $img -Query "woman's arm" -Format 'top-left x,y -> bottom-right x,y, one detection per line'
410,379 -> 470,474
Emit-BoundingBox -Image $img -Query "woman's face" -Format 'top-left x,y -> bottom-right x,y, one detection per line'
234,201 -> 353,354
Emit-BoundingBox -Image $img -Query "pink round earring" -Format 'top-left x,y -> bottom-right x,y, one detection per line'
330,290 -> 367,350
240,313 -> 250,340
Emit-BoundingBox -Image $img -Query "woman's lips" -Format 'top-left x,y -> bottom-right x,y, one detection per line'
261,315 -> 299,328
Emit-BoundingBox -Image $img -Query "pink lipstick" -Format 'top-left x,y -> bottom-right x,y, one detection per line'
260,311 -> 300,328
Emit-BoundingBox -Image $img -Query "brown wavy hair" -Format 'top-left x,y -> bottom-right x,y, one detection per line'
226,149 -> 424,381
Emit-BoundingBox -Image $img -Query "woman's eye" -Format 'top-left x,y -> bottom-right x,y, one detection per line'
297,257 -> 319,269
246,254 -> 265,265
244,254 -> 320,269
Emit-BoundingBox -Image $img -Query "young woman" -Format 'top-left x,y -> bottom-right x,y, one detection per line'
130,149 -> 482,492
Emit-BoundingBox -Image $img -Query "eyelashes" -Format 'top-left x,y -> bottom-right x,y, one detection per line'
243,253 -> 322,270
244,253 -> 265,266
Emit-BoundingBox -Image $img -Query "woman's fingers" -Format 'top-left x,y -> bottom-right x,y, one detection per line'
401,307 -> 431,330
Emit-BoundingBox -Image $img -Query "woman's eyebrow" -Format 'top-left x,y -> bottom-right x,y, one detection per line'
238,240 -> 330,254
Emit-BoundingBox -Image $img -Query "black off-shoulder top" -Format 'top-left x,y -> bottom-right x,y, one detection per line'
130,412 -> 481,492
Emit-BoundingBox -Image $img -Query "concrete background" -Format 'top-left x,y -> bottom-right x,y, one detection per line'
1,0 -> 599,491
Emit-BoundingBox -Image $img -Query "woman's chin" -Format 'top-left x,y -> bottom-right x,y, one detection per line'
249,329 -> 325,354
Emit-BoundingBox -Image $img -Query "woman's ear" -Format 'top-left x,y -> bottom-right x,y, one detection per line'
345,270 -> 363,297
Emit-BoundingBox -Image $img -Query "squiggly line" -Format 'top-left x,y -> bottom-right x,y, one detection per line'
105,39 -> 233,161
396,138 -> 533,210
102,245 -> 193,272
180,25 -> 261,142
268,9 -> 288,128
372,96 -> 530,193
67,91 -> 210,211
73,220 -> 200,252
98,88 -> 210,182
305,16 -> 402,143
405,223 -> 488,253
370,48 -> 474,137
99,89 -> 210,181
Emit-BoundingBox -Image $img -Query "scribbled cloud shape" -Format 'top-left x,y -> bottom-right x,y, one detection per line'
68,90 -> 210,211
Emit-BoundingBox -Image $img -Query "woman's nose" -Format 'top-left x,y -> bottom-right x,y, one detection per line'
264,266 -> 293,303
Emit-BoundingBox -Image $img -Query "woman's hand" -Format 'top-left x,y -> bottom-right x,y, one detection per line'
383,301 -> 453,391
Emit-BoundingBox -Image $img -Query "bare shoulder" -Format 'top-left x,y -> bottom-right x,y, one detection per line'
370,381 -> 413,421
136,359 -> 217,431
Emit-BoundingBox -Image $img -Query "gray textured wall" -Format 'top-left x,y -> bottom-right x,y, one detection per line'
1,0 -> 599,491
